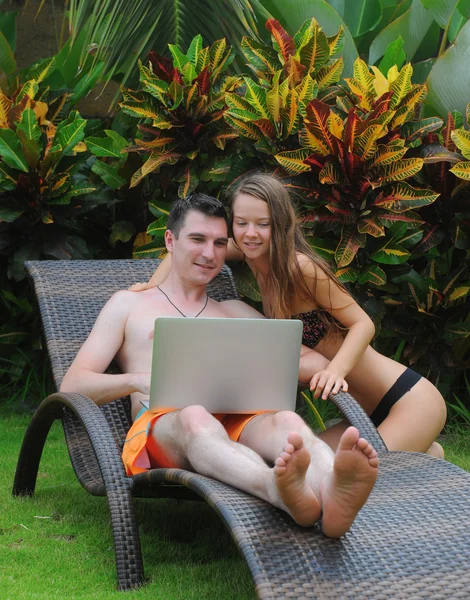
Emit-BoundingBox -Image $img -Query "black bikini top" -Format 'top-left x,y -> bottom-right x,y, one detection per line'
294,309 -> 328,348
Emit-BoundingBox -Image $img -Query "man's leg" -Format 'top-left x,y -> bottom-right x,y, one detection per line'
151,405 -> 322,526
239,411 -> 379,537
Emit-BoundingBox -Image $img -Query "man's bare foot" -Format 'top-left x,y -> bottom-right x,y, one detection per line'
273,432 -> 322,527
320,426 -> 378,538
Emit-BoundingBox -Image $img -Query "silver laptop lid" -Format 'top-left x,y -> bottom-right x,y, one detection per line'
149,317 -> 302,413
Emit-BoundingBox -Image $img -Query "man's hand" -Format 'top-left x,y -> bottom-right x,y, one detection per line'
131,373 -> 151,395
310,369 -> 348,400
128,282 -> 155,292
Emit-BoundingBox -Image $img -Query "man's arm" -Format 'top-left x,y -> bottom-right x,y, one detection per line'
60,291 -> 149,405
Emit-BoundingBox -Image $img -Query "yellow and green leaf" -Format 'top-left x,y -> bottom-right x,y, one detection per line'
358,264 -> 386,286
449,160 -> 470,179
305,100 -> 335,153
316,57 -> 344,91
357,215 -> 385,237
335,226 -> 366,267
380,158 -> 424,183
374,182 -> 439,212
299,125 -> 330,155
224,113 -> 262,140
318,161 -> 343,185
275,148 -> 311,175
298,22 -> 330,74
389,63 -> 413,109
355,124 -> 386,161
451,128 -> 470,159
243,78 -> 269,118
187,34 -> 203,66
369,142 -> 408,167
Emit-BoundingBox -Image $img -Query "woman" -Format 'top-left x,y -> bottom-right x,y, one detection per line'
133,173 -> 446,457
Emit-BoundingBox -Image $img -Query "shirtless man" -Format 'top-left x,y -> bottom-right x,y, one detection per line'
60,193 -> 379,538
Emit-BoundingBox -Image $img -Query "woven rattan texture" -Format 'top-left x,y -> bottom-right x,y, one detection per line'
134,453 -> 470,599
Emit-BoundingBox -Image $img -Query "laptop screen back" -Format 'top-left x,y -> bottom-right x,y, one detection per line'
149,317 -> 302,413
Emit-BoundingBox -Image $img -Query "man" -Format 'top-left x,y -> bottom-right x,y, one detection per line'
60,194 -> 378,537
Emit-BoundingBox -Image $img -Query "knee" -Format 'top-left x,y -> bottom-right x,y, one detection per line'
271,410 -> 310,434
177,405 -> 215,437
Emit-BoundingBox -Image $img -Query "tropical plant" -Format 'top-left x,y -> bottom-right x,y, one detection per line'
224,17 -> 345,154
63,0 -> 272,92
0,7 -> 106,109
112,35 -> 252,257
277,59 -> 442,284
0,83 -> 100,281
379,253 -> 470,387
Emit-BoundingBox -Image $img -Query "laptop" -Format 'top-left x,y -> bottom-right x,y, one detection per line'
146,317 -> 303,413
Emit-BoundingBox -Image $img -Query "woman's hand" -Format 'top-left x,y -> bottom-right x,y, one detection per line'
309,369 -> 348,400
128,281 -> 156,292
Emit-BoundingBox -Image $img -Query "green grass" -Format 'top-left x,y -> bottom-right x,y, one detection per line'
2,415 -> 254,600
2,414 -> 470,600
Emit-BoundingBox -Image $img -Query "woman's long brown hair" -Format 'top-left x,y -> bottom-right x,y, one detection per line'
227,173 -> 351,325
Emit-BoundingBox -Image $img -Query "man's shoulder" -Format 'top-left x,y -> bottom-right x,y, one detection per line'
218,299 -> 263,318
102,289 -> 142,317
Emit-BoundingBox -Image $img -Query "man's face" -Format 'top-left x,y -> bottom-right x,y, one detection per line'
165,210 -> 228,285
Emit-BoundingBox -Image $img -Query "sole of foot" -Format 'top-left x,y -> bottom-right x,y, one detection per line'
320,426 -> 379,538
273,431 -> 321,527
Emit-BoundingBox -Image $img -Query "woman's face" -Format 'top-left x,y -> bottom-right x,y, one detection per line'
232,192 -> 272,259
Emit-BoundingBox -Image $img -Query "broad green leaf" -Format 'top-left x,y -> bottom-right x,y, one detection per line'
92,160 -> 127,189
110,221 -> 136,247
187,34 -> 203,66
401,117 -> 443,143
336,266 -> 359,283
0,29 -> 16,76
86,133 -> 127,158
52,112 -> 87,156
0,206 -> 22,222
421,0 -> 459,28
426,19 -> 470,118
420,143 -> 461,163
330,0 -> 383,37
147,215 -> 168,237
168,44 -> 190,72
0,129 -> 29,172
369,0 -> 434,65
149,199 -> 171,217
16,108 -> 41,168
358,264 -> 387,285
378,37 -> 406,76
133,238 -> 166,259
371,243 -> 410,264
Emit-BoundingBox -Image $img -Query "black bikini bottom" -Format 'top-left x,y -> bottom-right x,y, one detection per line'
369,368 -> 422,427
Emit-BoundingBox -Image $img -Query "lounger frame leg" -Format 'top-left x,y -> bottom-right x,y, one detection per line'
13,393 -> 145,590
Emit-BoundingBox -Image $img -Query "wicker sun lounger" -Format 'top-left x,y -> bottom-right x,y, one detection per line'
13,259 -> 470,599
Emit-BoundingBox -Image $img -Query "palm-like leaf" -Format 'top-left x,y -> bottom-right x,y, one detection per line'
68,0 -> 271,89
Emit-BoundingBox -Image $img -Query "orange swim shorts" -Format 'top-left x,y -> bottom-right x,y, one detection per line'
122,408 -> 272,476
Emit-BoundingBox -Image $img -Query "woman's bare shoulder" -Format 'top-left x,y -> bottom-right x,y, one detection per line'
296,253 -> 330,281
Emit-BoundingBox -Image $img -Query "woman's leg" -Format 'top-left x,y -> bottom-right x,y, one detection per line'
319,376 -> 446,455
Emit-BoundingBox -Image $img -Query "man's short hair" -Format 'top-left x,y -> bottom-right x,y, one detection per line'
167,193 -> 229,238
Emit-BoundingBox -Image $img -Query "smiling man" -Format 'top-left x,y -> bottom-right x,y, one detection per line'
60,193 -> 378,537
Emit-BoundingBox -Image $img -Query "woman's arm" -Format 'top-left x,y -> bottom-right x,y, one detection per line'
129,238 -> 245,292
300,258 -> 375,399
